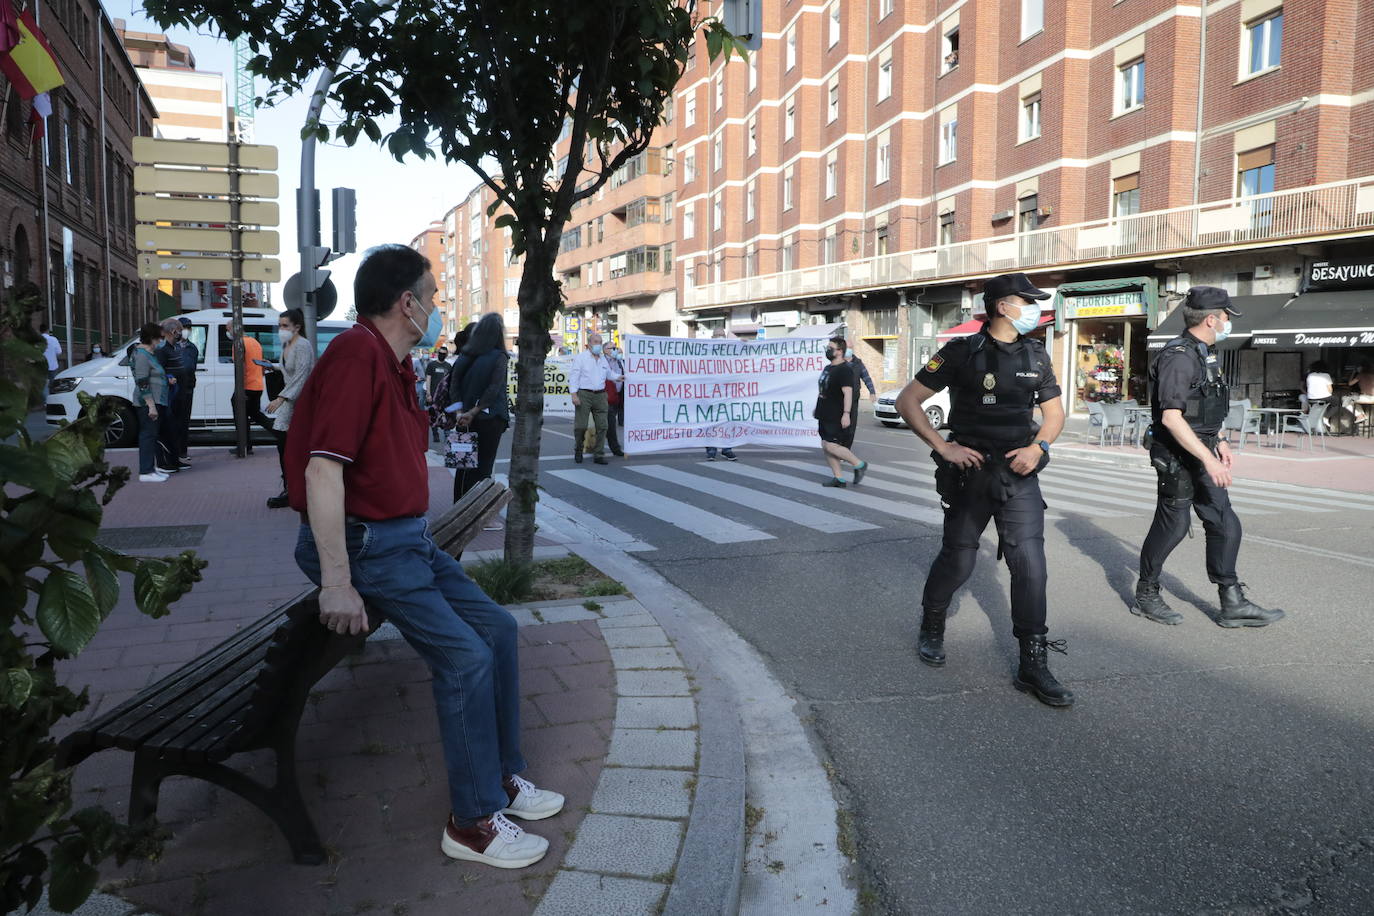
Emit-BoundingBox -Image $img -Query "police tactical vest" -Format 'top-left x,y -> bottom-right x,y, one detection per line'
948,334 -> 1044,444
1152,335 -> 1230,434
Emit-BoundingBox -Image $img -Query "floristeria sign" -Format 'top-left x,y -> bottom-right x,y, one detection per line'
621,335 -> 827,453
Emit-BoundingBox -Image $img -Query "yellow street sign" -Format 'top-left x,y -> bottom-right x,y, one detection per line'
134,196 -> 280,226
132,137 -> 278,171
138,254 -> 282,282
134,166 -> 278,198
135,225 -> 280,255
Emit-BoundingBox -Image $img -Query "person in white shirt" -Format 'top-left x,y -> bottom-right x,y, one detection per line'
1305,360 -> 1334,429
569,333 -> 621,464
40,323 -> 61,401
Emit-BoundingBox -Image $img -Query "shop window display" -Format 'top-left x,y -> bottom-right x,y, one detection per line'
1074,318 -> 1149,404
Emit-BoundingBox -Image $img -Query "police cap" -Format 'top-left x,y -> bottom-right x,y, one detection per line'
1183,286 -> 1243,317
976,273 -> 1050,315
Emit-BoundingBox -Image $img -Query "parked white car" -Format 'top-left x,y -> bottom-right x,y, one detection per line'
874,386 -> 951,429
46,307 -> 354,448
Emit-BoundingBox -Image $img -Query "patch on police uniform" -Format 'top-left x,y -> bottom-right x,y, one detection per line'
925,355 -> 944,372
983,372 -> 996,390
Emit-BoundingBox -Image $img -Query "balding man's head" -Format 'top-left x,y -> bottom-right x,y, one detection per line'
587,333 -> 603,347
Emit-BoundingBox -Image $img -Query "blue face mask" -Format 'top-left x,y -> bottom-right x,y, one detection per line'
1011,304 -> 1041,336
591,344 -> 603,356
408,295 -> 442,349
156,339 -> 167,349
1214,319 -> 1233,343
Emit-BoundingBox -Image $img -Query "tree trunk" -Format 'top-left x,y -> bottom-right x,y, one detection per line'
503,242 -> 559,564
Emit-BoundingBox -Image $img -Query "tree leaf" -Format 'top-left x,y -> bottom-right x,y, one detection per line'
47,838 -> 99,913
83,551 -> 120,618
0,444 -> 57,495
42,431 -> 93,484
37,571 -> 102,656
0,667 -> 34,707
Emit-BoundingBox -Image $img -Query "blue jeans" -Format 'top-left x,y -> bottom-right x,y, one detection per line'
295,518 -> 526,819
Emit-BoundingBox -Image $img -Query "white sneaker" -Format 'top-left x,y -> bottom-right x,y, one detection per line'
440,811 -> 548,869
501,774 -> 566,821
138,472 -> 168,483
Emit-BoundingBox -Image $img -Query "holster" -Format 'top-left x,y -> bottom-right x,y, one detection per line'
1150,446 -> 1194,501
932,450 -> 968,508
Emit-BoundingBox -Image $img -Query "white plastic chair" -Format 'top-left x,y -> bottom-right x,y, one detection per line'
1086,402 -> 1123,446
1236,399 -> 1266,450
1100,402 -> 1128,446
1281,400 -> 1328,450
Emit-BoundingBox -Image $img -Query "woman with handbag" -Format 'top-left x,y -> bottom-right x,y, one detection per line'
446,313 -> 511,506
265,308 -> 316,508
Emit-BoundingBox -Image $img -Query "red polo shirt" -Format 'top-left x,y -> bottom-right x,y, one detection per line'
285,318 -> 430,519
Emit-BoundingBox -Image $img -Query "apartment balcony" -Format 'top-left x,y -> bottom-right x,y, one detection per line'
683,176 -> 1374,311
563,270 -> 674,308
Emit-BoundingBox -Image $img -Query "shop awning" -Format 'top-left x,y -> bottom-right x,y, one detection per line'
1145,293 -> 1293,351
937,314 -> 1053,342
788,322 -> 846,338
1247,290 -> 1374,348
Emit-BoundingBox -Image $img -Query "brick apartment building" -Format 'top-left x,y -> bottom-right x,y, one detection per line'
1,0 -> 156,367
437,183 -> 521,347
408,220 -> 454,345
678,0 -> 1374,408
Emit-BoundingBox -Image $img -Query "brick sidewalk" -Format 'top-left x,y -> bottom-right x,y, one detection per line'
57,449 -> 610,915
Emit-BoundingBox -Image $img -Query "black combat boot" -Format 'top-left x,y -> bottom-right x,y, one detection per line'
1130,578 -> 1183,625
1216,583 -> 1285,628
917,608 -> 946,667
1013,636 -> 1075,708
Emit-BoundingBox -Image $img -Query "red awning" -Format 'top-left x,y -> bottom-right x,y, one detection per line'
936,314 -> 1054,342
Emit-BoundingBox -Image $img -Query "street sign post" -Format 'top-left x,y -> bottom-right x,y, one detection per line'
134,137 -> 279,457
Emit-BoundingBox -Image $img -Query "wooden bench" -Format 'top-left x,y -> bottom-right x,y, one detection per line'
58,479 -> 511,865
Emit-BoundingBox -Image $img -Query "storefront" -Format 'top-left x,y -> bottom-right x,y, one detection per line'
1146,294 -> 1295,405
1053,278 -> 1162,410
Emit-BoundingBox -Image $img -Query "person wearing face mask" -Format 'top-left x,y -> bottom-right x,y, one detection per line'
813,336 -> 868,487
173,316 -> 200,463
895,273 -> 1072,708
155,318 -> 193,473
265,308 -> 316,508
569,333 -> 621,464
286,245 -> 564,870
602,343 -> 627,457
1132,286 -> 1283,629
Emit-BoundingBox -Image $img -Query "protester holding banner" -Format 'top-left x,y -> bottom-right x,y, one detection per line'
603,344 -> 627,457
814,337 -> 869,488
570,333 -> 621,464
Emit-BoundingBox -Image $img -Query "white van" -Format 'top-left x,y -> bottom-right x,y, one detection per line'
45,307 -> 354,448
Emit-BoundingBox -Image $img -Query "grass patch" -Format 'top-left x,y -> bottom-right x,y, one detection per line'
580,579 -> 628,597
524,555 -> 628,602
744,803 -> 765,835
582,599 -> 603,612
537,555 -> 593,579
467,557 -> 536,604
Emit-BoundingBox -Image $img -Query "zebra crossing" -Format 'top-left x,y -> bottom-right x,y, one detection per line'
535,453 -> 1374,553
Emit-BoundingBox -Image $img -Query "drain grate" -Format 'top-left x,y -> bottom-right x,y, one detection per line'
96,525 -> 209,550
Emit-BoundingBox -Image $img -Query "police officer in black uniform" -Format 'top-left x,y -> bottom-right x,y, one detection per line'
1132,286 -> 1283,627
895,273 -> 1073,708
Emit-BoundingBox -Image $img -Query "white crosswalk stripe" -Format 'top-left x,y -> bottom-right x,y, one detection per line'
864,460 -> 1143,518
704,461 -> 947,527
625,466 -> 878,533
1044,463 -> 1321,514
548,469 -> 773,544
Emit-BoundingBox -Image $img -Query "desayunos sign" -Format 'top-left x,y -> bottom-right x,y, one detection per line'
621,334 -> 828,453
1306,257 -> 1374,291
1251,329 -> 1374,348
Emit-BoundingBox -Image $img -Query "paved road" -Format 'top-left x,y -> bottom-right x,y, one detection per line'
517,413 -> 1374,915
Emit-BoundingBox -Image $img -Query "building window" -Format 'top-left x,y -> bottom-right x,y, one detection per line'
876,131 -> 891,184
782,235 -> 796,271
942,28 -> 959,73
822,231 -> 839,265
1113,173 -> 1141,216
875,225 -> 889,256
1021,0 -> 1044,41
661,243 -> 673,273
746,181 -> 756,221
825,151 -> 838,199
783,166 -> 794,210
747,116 -> 757,157
684,206 -> 695,238
713,193 -> 722,231
685,93 -> 696,127
1238,144 -> 1276,229
878,48 -> 894,101
1018,194 -> 1040,233
748,55 -> 758,92
828,2 -> 841,47
939,211 -> 955,246
784,96 -> 795,140
939,115 -> 957,164
1118,58 -> 1145,113
786,26 -> 797,70
625,197 -> 663,227
663,192 -> 674,222
62,103 -> 74,185
714,74 -> 724,110
827,76 -> 840,123
1246,10 -> 1282,75
683,149 -> 696,183
1020,93 -> 1041,141
713,136 -> 723,171
880,0 -> 894,19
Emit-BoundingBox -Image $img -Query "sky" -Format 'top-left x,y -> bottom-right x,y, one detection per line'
115,2 -> 482,312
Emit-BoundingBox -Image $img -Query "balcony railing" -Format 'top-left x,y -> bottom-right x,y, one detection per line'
682,175 -> 1374,311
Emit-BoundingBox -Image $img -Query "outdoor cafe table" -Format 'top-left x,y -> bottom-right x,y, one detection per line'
1122,405 -> 1152,446
1246,406 -> 1303,447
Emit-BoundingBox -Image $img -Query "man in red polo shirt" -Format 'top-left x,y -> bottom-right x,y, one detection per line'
287,245 -> 563,869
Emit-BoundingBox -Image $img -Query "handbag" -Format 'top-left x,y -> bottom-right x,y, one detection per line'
444,428 -> 480,469
604,378 -> 621,406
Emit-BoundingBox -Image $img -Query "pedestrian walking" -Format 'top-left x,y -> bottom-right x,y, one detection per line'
603,343 -> 626,457
155,319 -> 193,473
846,344 -> 878,399
130,323 -> 171,484
447,313 -> 510,506
174,316 -> 199,462
287,244 -> 564,869
265,308 -> 316,509
426,346 -> 453,441
40,323 -> 61,399
895,273 -> 1072,708
227,327 -> 275,455
570,333 -> 621,465
704,446 -> 738,461
814,336 -> 868,487
1132,286 -> 1284,628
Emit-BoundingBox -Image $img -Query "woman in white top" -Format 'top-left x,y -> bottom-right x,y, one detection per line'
266,308 -> 317,508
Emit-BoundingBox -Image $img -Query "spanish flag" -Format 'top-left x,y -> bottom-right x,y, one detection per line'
0,9 -> 65,99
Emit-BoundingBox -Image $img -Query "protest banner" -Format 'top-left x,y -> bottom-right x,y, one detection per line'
507,355 -> 574,416
621,334 -> 827,453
